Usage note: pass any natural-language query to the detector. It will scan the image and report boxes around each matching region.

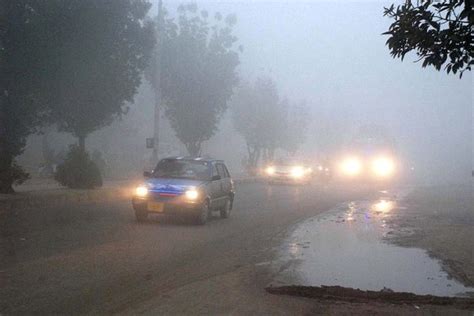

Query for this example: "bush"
[0,161,30,193]
[55,145,103,189]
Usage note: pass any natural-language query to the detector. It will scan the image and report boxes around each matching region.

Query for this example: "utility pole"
[151,0,163,166]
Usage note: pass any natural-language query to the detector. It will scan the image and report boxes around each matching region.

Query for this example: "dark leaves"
[383,0,472,77]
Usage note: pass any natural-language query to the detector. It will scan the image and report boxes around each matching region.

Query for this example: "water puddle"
[274,195,474,297]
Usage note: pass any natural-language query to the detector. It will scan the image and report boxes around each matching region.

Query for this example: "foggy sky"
[151,0,472,184]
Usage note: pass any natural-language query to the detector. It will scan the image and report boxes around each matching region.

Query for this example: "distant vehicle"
[336,125,398,181]
[314,161,332,182]
[263,159,313,184]
[132,157,235,225]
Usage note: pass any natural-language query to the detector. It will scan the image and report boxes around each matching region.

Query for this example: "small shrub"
[0,161,30,193]
[55,145,103,189]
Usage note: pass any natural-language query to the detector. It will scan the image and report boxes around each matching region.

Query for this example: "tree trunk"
[78,135,86,153]
[0,0,13,194]
[186,142,201,157]
[268,148,275,161]
[0,96,10,193]
[262,148,268,164]
[254,148,261,168]
[0,154,14,194]
[150,0,163,166]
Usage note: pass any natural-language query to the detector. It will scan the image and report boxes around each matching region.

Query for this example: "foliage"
[0,0,50,193]
[55,145,102,189]
[0,161,30,193]
[232,77,292,172]
[280,100,310,155]
[47,0,155,146]
[158,3,240,156]
[0,0,154,193]
[232,77,311,172]
[383,0,473,77]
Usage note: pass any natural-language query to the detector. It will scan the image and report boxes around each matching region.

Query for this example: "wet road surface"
[3,182,473,314]
[1,182,378,314]
[272,192,473,297]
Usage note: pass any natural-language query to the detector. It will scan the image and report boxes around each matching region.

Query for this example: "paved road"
[1,182,381,314]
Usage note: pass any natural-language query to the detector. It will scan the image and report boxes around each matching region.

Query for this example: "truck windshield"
[153,159,210,180]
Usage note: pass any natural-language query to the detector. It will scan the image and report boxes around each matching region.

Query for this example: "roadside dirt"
[124,263,473,315]
[384,185,474,287]
[266,285,474,310]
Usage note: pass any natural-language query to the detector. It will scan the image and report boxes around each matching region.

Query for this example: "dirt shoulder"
[124,263,472,315]
[385,184,474,287]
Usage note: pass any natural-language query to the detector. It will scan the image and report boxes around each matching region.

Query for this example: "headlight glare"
[341,157,362,176]
[185,189,199,200]
[372,157,395,177]
[265,166,275,175]
[291,166,305,178]
[135,186,148,197]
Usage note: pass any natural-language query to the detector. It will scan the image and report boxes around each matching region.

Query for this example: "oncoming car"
[263,160,313,184]
[132,157,235,225]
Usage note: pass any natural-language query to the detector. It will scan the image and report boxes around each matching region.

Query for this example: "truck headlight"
[291,166,305,178]
[341,157,362,176]
[185,189,199,200]
[135,186,149,197]
[372,157,395,177]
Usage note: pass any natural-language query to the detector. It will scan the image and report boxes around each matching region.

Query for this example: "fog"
[19,0,472,185]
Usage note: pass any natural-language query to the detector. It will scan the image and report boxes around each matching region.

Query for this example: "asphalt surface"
[1,182,382,314]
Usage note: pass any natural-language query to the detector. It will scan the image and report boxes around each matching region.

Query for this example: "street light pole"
[151,0,163,166]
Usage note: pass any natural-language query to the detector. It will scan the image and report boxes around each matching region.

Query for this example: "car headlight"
[135,185,149,197]
[341,157,362,176]
[291,166,305,178]
[372,157,395,177]
[185,188,199,200]
[265,166,275,175]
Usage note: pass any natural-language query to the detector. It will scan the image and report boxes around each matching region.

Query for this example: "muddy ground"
[385,184,474,288]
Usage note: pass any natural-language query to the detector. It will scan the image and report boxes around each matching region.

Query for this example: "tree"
[0,0,154,192]
[231,77,285,173]
[158,3,240,156]
[280,100,311,156]
[383,0,473,77]
[0,1,53,193]
[45,0,155,153]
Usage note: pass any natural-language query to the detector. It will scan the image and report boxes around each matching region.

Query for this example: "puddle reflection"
[288,242,300,256]
[372,200,395,214]
[275,198,474,297]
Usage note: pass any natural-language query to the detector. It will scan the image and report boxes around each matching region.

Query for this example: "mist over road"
[1,182,377,314]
